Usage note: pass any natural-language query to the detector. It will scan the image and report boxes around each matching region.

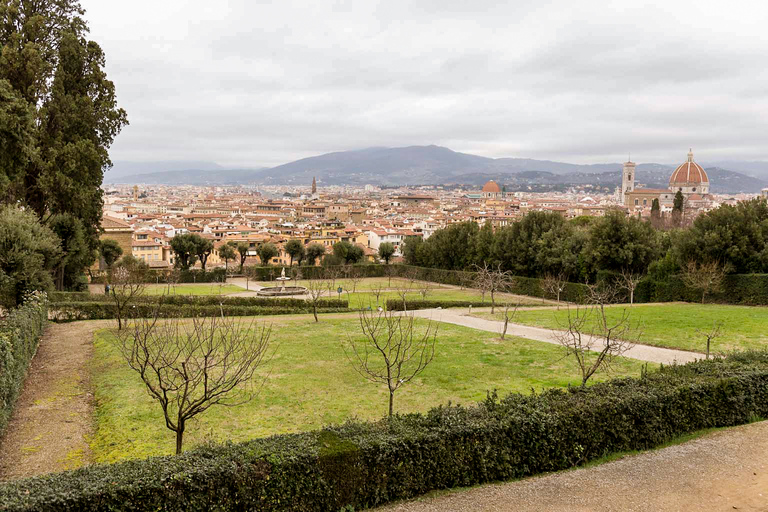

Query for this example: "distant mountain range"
[105,145,768,194]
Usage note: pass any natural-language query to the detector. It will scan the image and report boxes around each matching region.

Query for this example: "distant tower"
[621,158,636,205]
[133,185,139,201]
[311,176,317,195]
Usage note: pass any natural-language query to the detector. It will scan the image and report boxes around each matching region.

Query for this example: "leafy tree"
[672,191,685,226]
[49,213,93,290]
[193,236,213,271]
[650,198,661,220]
[227,241,249,272]
[169,234,199,271]
[378,242,395,264]
[98,238,123,269]
[218,243,236,271]
[473,222,495,266]
[306,243,326,266]
[284,239,305,266]
[0,80,35,203]
[332,241,364,264]
[0,204,61,308]
[582,210,661,276]
[491,212,567,277]
[257,242,278,266]
[671,199,768,274]
[0,3,127,250]
[402,236,426,266]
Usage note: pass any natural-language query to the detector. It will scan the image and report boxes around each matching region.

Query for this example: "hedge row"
[386,299,544,311]
[634,274,768,305]
[2,352,768,511]
[91,268,228,284]
[49,302,349,322]
[49,292,346,309]
[0,292,48,435]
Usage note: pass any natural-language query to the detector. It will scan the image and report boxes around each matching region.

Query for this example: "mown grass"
[476,303,768,353]
[90,316,650,463]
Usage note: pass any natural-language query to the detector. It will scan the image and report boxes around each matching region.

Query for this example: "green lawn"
[90,316,650,463]
[476,303,768,353]
[344,289,547,310]
[252,277,441,291]
[142,283,246,296]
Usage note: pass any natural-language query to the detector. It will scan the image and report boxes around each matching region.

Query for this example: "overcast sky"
[82,0,768,168]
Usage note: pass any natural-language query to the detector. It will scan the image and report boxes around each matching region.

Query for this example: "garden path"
[0,320,110,481]
[376,419,768,512]
[407,308,702,365]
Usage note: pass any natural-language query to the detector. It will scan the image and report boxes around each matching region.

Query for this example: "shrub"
[0,292,48,435]
[48,302,349,322]
[1,353,768,511]
[386,299,531,311]
[49,292,346,309]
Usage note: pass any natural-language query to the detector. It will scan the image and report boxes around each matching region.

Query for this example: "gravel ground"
[0,320,111,481]
[408,309,702,365]
[376,420,768,512]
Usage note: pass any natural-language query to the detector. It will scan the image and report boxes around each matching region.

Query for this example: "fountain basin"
[256,286,308,296]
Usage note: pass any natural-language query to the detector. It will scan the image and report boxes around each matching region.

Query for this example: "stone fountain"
[256,267,308,296]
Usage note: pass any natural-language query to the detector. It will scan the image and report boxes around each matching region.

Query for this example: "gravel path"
[375,420,768,512]
[408,308,702,364]
[0,320,110,481]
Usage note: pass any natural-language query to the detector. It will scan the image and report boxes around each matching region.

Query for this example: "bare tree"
[394,277,414,312]
[619,269,643,306]
[541,273,567,307]
[500,302,520,340]
[347,267,363,293]
[680,261,726,303]
[370,283,386,307]
[116,313,273,454]
[343,310,437,416]
[109,261,148,330]
[164,268,181,295]
[415,279,432,300]
[473,263,514,314]
[306,278,328,322]
[554,285,637,387]
[696,321,723,360]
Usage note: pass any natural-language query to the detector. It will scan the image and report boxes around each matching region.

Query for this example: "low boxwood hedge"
[0,292,48,435]
[50,292,346,309]
[49,302,350,322]
[2,352,768,511]
[386,299,531,311]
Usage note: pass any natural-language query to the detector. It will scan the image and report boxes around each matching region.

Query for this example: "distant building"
[623,149,711,210]
[481,180,503,199]
[762,188,768,200]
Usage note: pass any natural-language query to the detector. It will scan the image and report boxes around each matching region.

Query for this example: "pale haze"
[82,0,768,167]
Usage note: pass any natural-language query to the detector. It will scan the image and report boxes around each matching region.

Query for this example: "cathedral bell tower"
[621,159,636,205]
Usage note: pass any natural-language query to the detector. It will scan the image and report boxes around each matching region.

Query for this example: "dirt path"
[376,420,768,512]
[407,308,702,365]
[0,320,109,481]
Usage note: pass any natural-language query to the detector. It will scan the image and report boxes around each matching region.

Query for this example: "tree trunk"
[388,391,394,417]
[313,304,318,322]
[491,289,495,314]
[175,428,184,455]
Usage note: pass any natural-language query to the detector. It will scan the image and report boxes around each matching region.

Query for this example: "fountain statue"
[256,267,308,296]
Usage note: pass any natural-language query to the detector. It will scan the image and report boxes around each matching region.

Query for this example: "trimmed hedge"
[635,274,768,305]
[2,352,768,511]
[49,292,346,309]
[0,292,48,435]
[49,302,349,322]
[91,268,228,284]
[386,299,545,311]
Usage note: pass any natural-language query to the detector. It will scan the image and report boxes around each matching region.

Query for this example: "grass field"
[475,303,768,353]
[90,316,650,462]
[141,283,246,296]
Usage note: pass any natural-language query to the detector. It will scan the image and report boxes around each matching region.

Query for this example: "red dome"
[669,150,709,186]
[482,180,501,193]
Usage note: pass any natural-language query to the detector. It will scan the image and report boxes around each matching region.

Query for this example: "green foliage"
[285,239,306,266]
[49,291,346,309]
[377,242,395,264]
[257,242,278,266]
[332,241,364,264]
[0,291,48,436]
[3,353,768,511]
[0,79,35,203]
[49,302,349,322]
[0,205,61,308]
[49,213,93,291]
[98,238,123,269]
[217,244,236,270]
[671,198,768,274]
[581,210,661,276]
[306,243,326,266]
[387,299,518,311]
[169,234,206,270]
